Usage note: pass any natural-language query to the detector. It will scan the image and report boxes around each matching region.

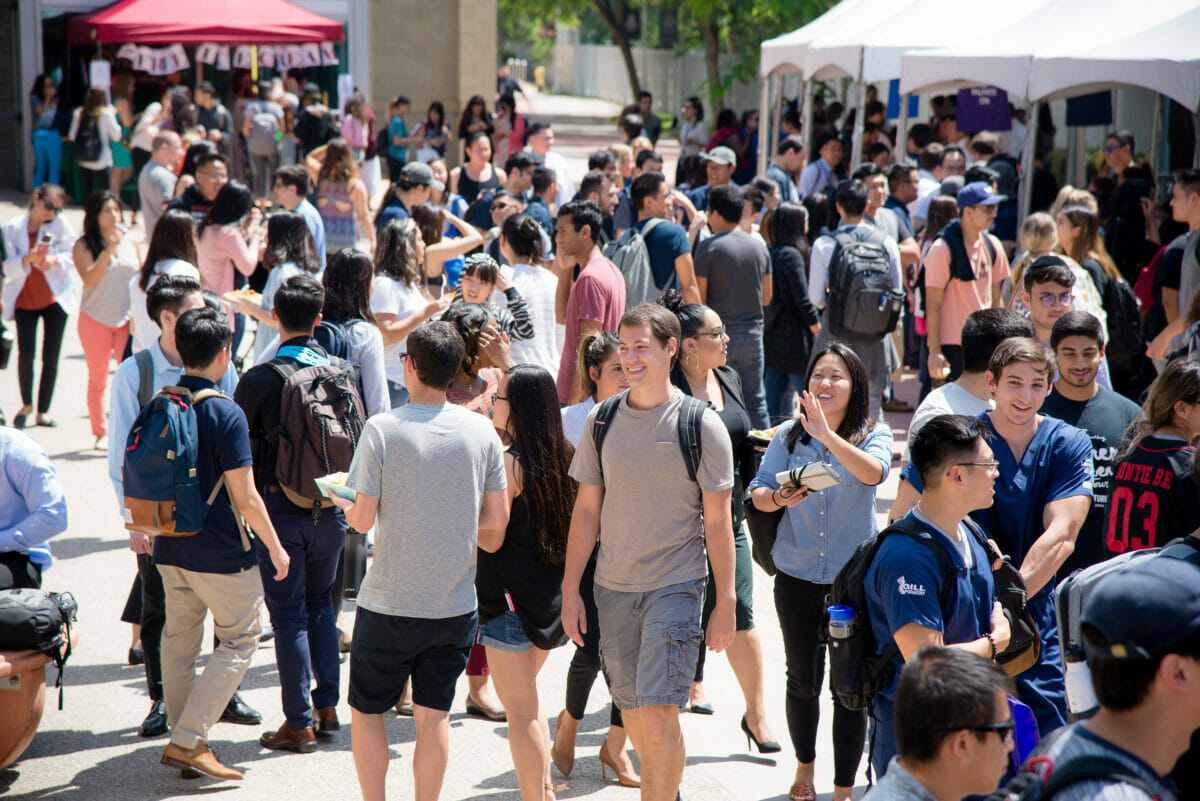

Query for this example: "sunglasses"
[42,200,62,214]
[938,719,1015,746]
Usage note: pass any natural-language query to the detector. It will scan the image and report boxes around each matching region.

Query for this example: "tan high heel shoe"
[550,710,574,777]
[598,740,641,788]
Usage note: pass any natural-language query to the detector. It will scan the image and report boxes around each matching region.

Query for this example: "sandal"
[788,783,816,801]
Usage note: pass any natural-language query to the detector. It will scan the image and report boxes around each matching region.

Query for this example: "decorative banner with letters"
[193,42,339,70]
[115,43,190,76]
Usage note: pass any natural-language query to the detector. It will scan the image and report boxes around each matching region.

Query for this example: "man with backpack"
[863,414,1012,777]
[155,307,290,781]
[622,170,700,304]
[924,182,1011,386]
[107,275,253,739]
[243,81,285,200]
[233,276,361,754]
[693,184,773,427]
[863,647,1016,801]
[808,179,903,420]
[999,556,1199,801]
[564,302,736,801]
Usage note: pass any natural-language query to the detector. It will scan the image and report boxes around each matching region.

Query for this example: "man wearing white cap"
[688,145,738,212]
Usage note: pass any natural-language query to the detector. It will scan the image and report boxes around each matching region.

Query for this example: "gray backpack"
[247,104,281,157]
[603,218,668,309]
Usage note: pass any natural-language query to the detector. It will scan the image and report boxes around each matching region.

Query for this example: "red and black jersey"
[1105,435,1200,557]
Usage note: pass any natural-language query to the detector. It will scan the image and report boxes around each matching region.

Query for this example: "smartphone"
[34,231,52,258]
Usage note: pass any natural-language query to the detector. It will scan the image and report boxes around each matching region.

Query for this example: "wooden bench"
[0,629,79,771]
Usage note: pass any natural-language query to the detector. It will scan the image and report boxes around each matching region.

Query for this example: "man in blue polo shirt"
[865,414,1011,777]
[156,308,290,781]
[900,337,1093,738]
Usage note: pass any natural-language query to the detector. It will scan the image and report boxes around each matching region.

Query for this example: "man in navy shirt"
[688,146,737,212]
[865,414,1011,776]
[629,170,701,303]
[157,308,290,782]
[901,338,1093,737]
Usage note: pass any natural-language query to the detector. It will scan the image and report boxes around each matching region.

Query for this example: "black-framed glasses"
[698,325,727,340]
[1038,292,1074,307]
[491,392,508,404]
[936,719,1015,746]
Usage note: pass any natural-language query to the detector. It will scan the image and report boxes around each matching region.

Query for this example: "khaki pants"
[159,564,263,749]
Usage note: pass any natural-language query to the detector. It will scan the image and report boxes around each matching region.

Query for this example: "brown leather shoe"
[161,741,243,780]
[260,722,318,753]
[314,707,339,737]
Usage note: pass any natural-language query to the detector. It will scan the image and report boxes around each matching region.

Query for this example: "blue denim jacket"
[748,419,892,583]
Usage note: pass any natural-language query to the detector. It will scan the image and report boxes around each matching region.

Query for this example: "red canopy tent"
[67,0,345,44]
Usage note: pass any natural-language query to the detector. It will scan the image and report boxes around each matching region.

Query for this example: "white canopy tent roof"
[1026,4,1200,109]
[757,0,878,78]
[898,0,1197,100]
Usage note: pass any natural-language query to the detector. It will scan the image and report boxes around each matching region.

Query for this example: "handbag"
[0,324,12,370]
[984,541,1041,677]
[744,497,782,576]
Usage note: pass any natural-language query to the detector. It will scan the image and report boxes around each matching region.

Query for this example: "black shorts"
[348,608,476,714]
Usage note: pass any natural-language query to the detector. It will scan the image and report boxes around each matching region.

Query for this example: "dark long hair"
[412,202,445,246]
[141,209,197,290]
[500,213,544,262]
[457,95,490,140]
[197,180,253,237]
[442,302,493,377]
[425,101,445,130]
[501,365,577,564]
[786,343,873,450]
[179,140,217,179]
[322,248,376,325]
[263,211,319,273]
[82,191,121,259]
[374,217,423,287]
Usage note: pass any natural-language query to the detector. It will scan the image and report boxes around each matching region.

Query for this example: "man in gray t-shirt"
[563,303,736,801]
[331,322,508,801]
[693,185,772,427]
[137,131,182,239]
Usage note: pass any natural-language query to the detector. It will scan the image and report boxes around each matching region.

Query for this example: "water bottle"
[827,604,855,639]
[1063,655,1099,719]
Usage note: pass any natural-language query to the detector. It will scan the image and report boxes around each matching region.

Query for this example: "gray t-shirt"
[1036,723,1176,801]
[693,229,772,335]
[569,390,734,593]
[862,758,937,801]
[346,402,506,619]
[138,161,177,236]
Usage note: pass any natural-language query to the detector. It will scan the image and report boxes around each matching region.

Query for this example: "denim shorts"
[595,578,705,710]
[477,609,534,653]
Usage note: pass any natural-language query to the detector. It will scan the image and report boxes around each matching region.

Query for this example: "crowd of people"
[2,70,1199,801]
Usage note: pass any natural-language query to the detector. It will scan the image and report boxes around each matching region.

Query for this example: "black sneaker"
[139,699,168,737]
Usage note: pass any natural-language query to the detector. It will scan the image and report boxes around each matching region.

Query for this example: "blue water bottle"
[827,604,855,639]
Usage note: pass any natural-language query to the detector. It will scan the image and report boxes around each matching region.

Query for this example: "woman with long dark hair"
[749,343,893,801]
[499,213,560,377]
[232,211,320,361]
[2,184,77,430]
[450,131,506,206]
[69,87,123,201]
[764,203,821,423]
[129,209,199,353]
[73,191,141,447]
[551,332,638,786]
[457,94,494,152]
[30,74,62,186]
[371,218,449,407]
[309,137,375,257]
[659,290,779,751]
[413,101,452,158]
[196,180,262,305]
[493,93,526,168]
[412,201,483,294]
[479,364,576,801]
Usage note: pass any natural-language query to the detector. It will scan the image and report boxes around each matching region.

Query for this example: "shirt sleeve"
[748,422,796,491]
[573,272,612,323]
[989,234,1011,284]
[797,163,818,199]
[483,430,507,492]
[568,411,605,486]
[222,226,260,277]
[346,420,385,499]
[216,403,254,473]
[665,223,691,259]
[1046,426,1095,503]
[692,239,712,279]
[356,324,391,416]
[0,437,68,554]
[698,407,735,494]
[808,238,832,309]
[923,239,952,289]
[861,423,895,483]
[901,460,924,493]
[870,538,948,635]
[107,361,141,509]
[501,288,535,340]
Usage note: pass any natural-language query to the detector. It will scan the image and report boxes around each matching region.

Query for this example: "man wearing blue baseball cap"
[1025,556,1200,801]
[922,181,1010,398]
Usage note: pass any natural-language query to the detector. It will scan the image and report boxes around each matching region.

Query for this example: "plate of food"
[223,288,263,305]
[314,472,356,502]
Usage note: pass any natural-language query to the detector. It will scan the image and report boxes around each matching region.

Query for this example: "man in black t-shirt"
[1041,312,1140,574]
[166,153,228,226]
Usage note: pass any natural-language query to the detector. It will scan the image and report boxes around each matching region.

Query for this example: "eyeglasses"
[957,460,1001,475]
[936,719,1015,747]
[698,325,727,340]
[491,392,508,404]
[1104,144,1125,153]
[1038,292,1074,307]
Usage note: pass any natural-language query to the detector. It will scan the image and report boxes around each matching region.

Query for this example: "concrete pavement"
[0,162,912,799]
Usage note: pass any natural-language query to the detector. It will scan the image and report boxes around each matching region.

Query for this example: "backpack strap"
[883,516,967,608]
[590,393,624,482]
[188,389,250,551]
[676,395,706,484]
[1035,754,1158,800]
[134,349,155,408]
[1160,536,1200,564]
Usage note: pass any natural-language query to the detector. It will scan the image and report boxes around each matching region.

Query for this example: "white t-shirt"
[561,396,597,447]
[370,275,426,387]
[128,259,201,354]
[901,381,994,461]
[502,262,563,380]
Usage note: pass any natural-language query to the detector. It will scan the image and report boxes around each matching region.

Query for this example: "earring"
[686,353,700,372]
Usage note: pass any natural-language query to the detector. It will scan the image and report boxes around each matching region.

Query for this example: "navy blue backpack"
[122,385,234,538]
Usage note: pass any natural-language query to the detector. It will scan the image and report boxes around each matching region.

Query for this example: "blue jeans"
[257,493,345,730]
[32,130,62,187]
[764,367,805,426]
[726,332,769,429]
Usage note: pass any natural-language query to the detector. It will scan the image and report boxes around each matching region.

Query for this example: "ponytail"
[501,212,544,263]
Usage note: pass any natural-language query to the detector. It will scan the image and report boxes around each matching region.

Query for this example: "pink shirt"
[341,115,368,149]
[923,232,1010,346]
[197,224,261,322]
[557,256,627,403]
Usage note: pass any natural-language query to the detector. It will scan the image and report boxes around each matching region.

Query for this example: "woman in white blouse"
[68,87,122,203]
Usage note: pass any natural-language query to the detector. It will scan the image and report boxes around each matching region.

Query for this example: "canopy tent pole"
[1018,100,1039,228]
[758,75,771,176]
[801,80,815,152]
[849,76,866,172]
[897,92,910,164]
[1194,109,1200,168]
[1148,92,1162,183]
[771,75,784,156]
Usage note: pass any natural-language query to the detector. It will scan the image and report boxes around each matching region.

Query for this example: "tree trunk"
[701,20,722,112]
[591,0,642,99]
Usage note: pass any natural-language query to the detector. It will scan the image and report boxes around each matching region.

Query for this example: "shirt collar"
[177,374,217,391]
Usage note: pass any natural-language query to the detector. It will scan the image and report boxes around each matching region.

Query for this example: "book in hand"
[775,462,841,491]
[314,472,356,502]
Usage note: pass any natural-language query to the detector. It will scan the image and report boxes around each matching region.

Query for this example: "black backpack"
[821,516,989,711]
[74,115,103,163]
[985,731,1157,801]
[1097,273,1144,381]
[0,589,78,709]
[825,228,905,339]
[591,391,706,483]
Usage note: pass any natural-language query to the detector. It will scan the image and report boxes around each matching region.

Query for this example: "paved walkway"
[0,183,916,799]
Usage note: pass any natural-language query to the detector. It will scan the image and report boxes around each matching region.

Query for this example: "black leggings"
[15,303,68,413]
[774,572,866,788]
[564,553,623,728]
[80,166,111,203]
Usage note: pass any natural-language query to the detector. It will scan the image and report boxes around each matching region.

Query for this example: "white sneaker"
[95,436,108,451]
